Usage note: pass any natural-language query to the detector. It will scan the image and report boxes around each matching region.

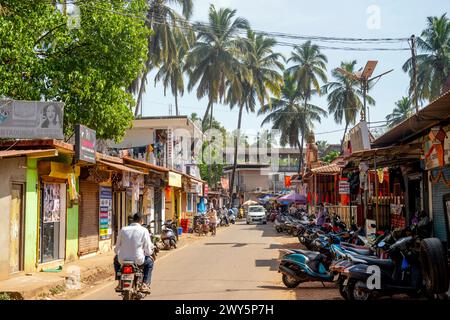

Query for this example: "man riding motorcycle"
[113,213,155,293]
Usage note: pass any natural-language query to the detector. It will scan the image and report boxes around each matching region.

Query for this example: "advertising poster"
[43,183,61,223]
[0,100,64,139]
[99,186,112,240]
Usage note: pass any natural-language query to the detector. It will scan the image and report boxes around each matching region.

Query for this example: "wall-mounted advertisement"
[99,186,112,240]
[0,100,64,139]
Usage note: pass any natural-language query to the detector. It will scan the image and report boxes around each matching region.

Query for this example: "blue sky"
[141,0,449,144]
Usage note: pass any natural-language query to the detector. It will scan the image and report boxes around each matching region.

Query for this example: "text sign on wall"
[0,100,64,139]
[99,186,112,240]
[168,171,182,188]
[75,124,96,164]
[338,180,350,195]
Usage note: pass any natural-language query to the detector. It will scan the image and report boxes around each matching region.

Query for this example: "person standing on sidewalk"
[113,213,155,293]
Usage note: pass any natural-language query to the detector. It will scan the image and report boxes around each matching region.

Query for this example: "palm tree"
[403,14,450,103]
[130,0,194,117]
[259,73,327,173]
[226,30,284,205]
[386,97,413,127]
[316,140,329,158]
[154,34,190,115]
[323,60,375,149]
[287,41,328,173]
[185,5,249,129]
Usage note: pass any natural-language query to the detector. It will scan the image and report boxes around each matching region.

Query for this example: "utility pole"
[168,103,173,116]
[410,35,419,114]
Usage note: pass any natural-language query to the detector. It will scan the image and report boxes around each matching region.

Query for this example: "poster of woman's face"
[40,104,62,129]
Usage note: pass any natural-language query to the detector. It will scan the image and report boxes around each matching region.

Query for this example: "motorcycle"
[340,235,449,300]
[116,260,149,300]
[160,220,177,250]
[195,215,210,235]
[219,211,229,227]
[142,222,160,256]
[228,209,237,224]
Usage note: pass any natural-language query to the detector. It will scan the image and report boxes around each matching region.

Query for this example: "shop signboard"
[168,171,182,187]
[339,180,350,195]
[99,186,112,240]
[0,100,64,139]
[349,121,371,153]
[75,124,96,164]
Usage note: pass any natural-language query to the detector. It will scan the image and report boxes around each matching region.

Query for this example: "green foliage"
[403,14,450,102]
[386,97,413,127]
[0,0,149,141]
[0,293,11,300]
[322,150,340,164]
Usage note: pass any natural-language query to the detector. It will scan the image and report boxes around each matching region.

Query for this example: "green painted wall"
[24,158,38,273]
[65,179,79,262]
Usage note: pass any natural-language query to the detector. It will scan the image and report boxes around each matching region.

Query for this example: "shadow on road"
[203,242,267,247]
[255,258,280,271]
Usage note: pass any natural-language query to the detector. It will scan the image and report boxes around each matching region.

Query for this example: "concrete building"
[223,147,305,203]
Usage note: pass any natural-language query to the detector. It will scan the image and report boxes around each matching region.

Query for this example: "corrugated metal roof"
[372,89,450,147]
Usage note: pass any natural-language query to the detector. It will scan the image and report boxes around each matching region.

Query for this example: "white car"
[246,205,267,224]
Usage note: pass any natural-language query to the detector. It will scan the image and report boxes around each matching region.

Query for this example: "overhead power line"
[65,1,411,52]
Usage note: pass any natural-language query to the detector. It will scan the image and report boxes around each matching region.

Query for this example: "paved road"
[75,221,341,300]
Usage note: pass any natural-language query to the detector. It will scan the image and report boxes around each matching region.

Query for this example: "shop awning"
[97,159,147,175]
[344,144,422,168]
[310,163,341,175]
[372,90,450,148]
[0,149,58,159]
[123,157,169,173]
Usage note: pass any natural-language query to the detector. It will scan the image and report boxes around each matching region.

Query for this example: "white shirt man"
[114,222,155,265]
[113,213,155,293]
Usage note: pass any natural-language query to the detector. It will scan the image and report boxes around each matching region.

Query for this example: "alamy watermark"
[366,5,381,30]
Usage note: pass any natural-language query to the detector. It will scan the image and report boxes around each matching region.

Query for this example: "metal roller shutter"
[78,180,99,255]
[431,166,450,242]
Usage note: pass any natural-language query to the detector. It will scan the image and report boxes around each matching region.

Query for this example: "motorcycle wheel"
[338,282,348,300]
[171,239,177,249]
[348,280,371,301]
[123,291,132,300]
[282,274,302,288]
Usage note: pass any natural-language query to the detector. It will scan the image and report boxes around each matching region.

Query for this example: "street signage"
[75,124,96,164]
[349,121,371,153]
[0,100,64,139]
[99,186,112,240]
[338,180,350,195]
[168,171,182,187]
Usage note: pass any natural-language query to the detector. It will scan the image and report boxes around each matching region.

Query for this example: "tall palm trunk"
[174,91,179,116]
[340,121,349,152]
[229,104,244,207]
[134,72,147,117]
[202,100,212,128]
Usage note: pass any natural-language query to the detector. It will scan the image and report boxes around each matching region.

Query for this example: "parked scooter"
[195,215,210,235]
[142,222,160,256]
[340,235,449,300]
[160,220,177,250]
[228,209,236,224]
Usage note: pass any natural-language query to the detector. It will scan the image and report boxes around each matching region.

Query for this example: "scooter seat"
[353,255,395,269]
[292,249,323,262]
[343,246,372,256]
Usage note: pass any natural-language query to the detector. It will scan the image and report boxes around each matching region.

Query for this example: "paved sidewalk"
[0,230,210,300]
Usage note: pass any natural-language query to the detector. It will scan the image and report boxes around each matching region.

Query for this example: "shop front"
[37,160,80,269]
[424,124,450,244]
[166,171,182,223]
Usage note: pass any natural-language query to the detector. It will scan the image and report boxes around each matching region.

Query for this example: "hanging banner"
[221,178,229,190]
[99,186,112,240]
[0,100,64,139]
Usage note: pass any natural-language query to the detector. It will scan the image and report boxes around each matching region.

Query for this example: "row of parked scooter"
[272,209,449,300]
